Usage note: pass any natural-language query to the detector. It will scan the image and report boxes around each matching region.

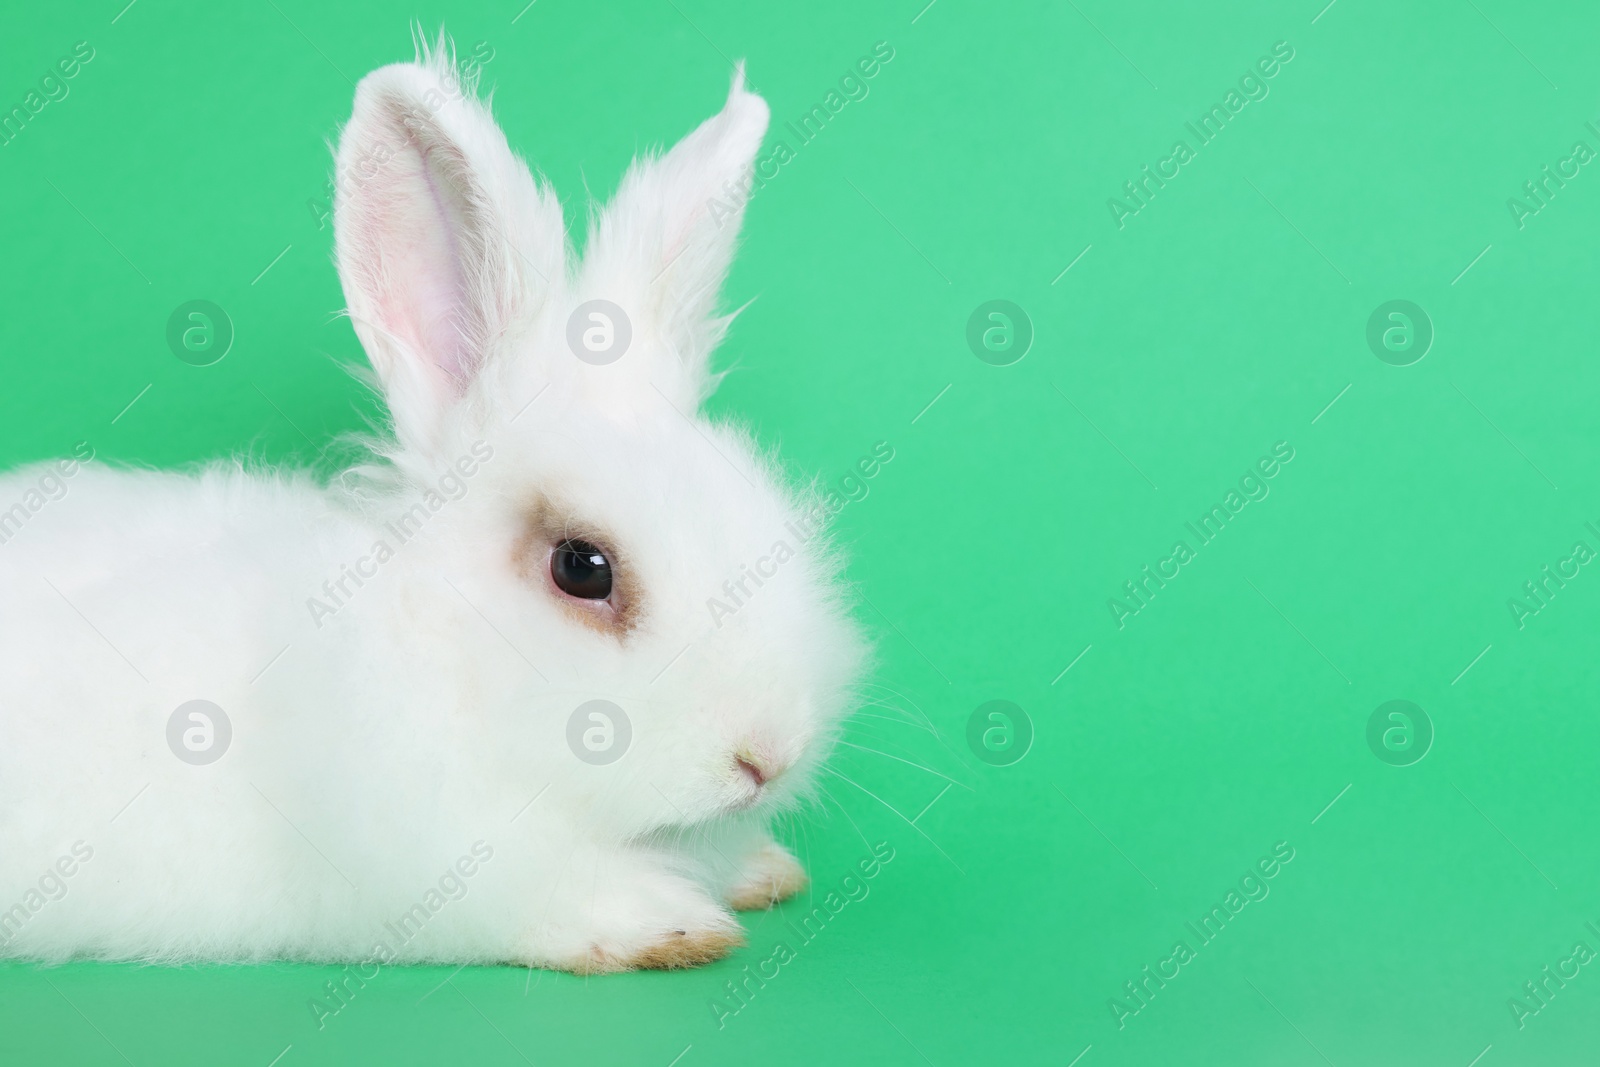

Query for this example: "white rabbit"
[0,40,864,973]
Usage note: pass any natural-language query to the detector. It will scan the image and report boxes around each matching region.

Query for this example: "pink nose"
[736,755,768,787]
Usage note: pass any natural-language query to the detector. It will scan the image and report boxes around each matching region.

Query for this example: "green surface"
[2,1,1599,1064]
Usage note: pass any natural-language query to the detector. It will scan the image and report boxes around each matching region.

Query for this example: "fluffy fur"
[0,42,864,972]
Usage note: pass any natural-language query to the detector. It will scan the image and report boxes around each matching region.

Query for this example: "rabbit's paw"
[541,873,745,974]
[726,841,808,911]
[617,924,745,971]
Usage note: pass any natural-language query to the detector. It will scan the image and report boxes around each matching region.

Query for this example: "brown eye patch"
[513,497,640,637]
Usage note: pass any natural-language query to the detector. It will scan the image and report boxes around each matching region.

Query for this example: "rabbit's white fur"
[0,42,864,972]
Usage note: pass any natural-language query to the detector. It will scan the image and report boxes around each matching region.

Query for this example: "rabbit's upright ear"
[578,66,769,409]
[334,54,565,452]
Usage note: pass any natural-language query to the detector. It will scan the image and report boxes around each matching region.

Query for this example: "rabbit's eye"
[551,539,612,600]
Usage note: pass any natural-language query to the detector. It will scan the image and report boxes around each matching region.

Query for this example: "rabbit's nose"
[736,756,766,787]
[734,749,784,788]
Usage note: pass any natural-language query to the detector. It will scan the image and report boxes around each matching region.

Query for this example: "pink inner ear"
[361,115,480,396]
[413,144,475,383]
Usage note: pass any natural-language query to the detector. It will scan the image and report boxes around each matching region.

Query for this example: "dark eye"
[551,539,613,600]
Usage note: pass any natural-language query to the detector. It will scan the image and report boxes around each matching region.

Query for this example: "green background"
[2,0,1598,1064]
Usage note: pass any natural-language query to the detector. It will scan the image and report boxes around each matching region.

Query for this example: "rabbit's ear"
[578,66,769,409]
[334,52,565,451]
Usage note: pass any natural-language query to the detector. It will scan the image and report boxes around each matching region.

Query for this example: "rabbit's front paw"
[616,924,744,972]
[541,872,745,974]
[726,841,808,910]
